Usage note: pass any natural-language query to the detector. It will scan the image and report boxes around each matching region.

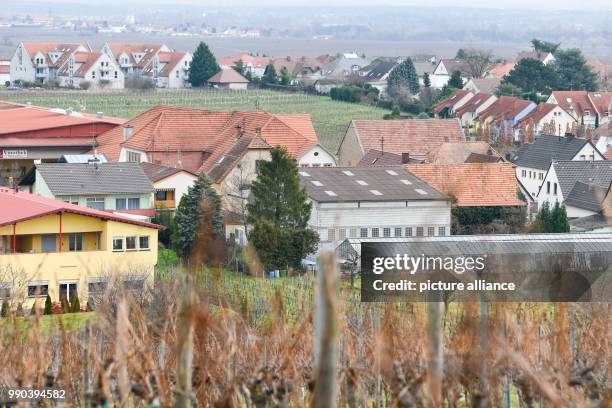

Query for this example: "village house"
[485,61,516,79]
[0,101,125,186]
[405,162,528,231]
[0,187,161,308]
[0,60,10,86]
[430,59,470,89]
[517,50,556,65]
[271,56,329,85]
[434,89,474,118]
[298,166,451,253]
[452,92,498,128]
[56,51,124,89]
[322,53,368,78]
[413,58,437,87]
[514,103,576,137]
[463,78,501,95]
[475,96,536,142]
[337,119,464,166]
[207,69,249,90]
[219,53,270,78]
[512,134,604,199]
[101,43,192,88]
[18,162,156,222]
[537,160,612,218]
[547,91,612,129]
[139,162,197,214]
[357,58,399,95]
[10,42,91,84]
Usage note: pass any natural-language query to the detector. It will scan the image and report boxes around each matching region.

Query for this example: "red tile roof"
[405,163,525,207]
[57,52,103,78]
[218,53,270,68]
[549,91,596,118]
[106,44,163,68]
[514,103,558,127]
[207,69,249,84]
[0,187,162,229]
[22,42,89,67]
[487,61,516,79]
[476,96,533,123]
[588,92,612,117]
[454,92,495,116]
[434,89,472,114]
[95,106,318,175]
[159,52,187,77]
[0,102,126,135]
[350,119,464,158]
[427,141,502,164]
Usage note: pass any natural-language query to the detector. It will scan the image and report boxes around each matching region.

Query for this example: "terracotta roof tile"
[207,69,249,84]
[487,61,516,79]
[476,96,534,123]
[514,103,558,127]
[351,119,464,157]
[550,91,596,118]
[405,163,525,207]
[427,141,502,164]
[454,92,495,116]
[434,89,472,114]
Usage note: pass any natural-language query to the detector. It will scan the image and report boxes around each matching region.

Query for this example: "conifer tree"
[173,172,224,260]
[263,63,277,85]
[447,70,464,89]
[70,293,80,313]
[44,294,52,315]
[387,57,420,94]
[188,42,220,87]
[247,147,319,270]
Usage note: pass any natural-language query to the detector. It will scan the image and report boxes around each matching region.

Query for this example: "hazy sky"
[14,0,612,9]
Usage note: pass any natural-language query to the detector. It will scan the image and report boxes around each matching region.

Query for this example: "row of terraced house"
[9,42,192,89]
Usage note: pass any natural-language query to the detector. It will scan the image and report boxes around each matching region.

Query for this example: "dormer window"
[605,111,610,117]
[584,109,590,116]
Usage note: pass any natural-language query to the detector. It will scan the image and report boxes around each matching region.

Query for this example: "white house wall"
[299,145,337,167]
[154,172,197,208]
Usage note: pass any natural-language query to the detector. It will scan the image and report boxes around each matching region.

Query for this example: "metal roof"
[299,166,447,203]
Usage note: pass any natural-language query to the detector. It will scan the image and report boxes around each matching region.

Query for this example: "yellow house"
[0,187,162,308]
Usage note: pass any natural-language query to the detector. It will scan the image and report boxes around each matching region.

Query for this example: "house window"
[63,196,79,205]
[416,227,424,237]
[394,227,402,237]
[112,237,124,252]
[114,71,118,79]
[128,198,140,210]
[547,182,551,194]
[0,283,10,300]
[123,276,145,292]
[584,110,590,116]
[438,226,446,236]
[68,233,83,251]
[383,228,391,238]
[360,228,368,238]
[126,151,141,163]
[349,228,357,238]
[86,197,105,210]
[521,170,526,177]
[27,282,49,298]
[176,70,180,78]
[405,227,413,237]
[88,279,108,295]
[116,198,127,210]
[41,234,57,252]
[126,236,137,251]
[539,173,544,180]
[156,191,168,201]
[339,229,347,240]
[327,229,335,241]
[92,71,96,79]
[371,228,379,238]
[553,183,558,195]
[139,236,150,250]
[428,227,435,236]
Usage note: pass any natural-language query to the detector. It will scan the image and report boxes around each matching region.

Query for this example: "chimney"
[122,124,134,141]
[401,152,411,164]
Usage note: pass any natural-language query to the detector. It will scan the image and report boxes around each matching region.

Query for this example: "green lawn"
[0,312,96,335]
[0,88,390,153]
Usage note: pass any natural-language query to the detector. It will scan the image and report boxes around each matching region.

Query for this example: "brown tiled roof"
[106,44,163,68]
[159,52,186,77]
[357,149,424,167]
[550,91,596,118]
[438,59,470,76]
[514,103,558,127]
[465,152,503,163]
[218,53,270,68]
[22,42,88,67]
[487,61,515,79]
[434,89,472,114]
[95,106,317,177]
[72,52,102,77]
[454,92,495,116]
[351,119,464,157]
[517,51,553,63]
[588,92,612,117]
[594,121,612,140]
[476,96,533,123]
[405,163,525,207]
[207,69,249,84]
[427,141,501,164]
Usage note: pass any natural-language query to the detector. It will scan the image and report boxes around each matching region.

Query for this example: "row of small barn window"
[326,226,447,241]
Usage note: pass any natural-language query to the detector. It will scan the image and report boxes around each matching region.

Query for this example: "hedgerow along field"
[0,89,391,153]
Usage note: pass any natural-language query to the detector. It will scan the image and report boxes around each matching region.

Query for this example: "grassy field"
[0,88,391,153]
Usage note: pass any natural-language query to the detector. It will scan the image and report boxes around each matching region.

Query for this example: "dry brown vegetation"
[0,263,610,407]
